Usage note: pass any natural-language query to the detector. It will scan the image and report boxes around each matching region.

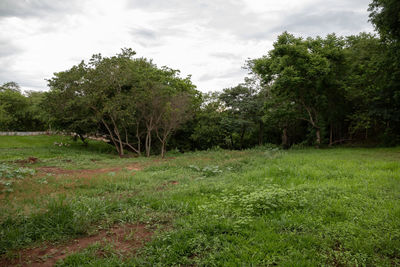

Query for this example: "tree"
[251,32,347,147]
[0,81,20,92]
[25,91,47,131]
[368,0,400,145]
[191,93,228,150]
[156,93,192,158]
[0,82,29,131]
[46,49,198,157]
[219,84,264,149]
[344,33,382,141]
[45,62,97,143]
[263,92,298,149]
[369,0,400,42]
[83,49,140,156]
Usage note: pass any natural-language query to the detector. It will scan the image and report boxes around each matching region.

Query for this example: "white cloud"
[0,0,373,92]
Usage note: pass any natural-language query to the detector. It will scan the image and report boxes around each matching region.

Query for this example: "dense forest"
[1,0,399,156]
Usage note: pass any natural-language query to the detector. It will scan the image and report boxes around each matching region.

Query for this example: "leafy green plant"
[189,165,223,177]
[200,185,307,218]
[0,163,35,192]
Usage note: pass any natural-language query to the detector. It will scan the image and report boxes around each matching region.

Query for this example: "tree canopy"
[2,0,399,153]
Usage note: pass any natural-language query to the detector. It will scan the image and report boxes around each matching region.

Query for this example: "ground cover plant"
[0,135,399,266]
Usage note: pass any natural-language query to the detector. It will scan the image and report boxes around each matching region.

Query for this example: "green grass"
[0,136,399,266]
[0,135,69,148]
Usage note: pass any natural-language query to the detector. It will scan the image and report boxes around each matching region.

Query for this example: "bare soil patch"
[157,180,179,191]
[37,163,142,178]
[1,223,153,267]
[14,157,39,164]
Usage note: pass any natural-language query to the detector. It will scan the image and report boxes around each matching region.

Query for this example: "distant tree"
[344,33,382,141]
[219,84,264,149]
[46,49,198,157]
[25,91,47,131]
[191,93,228,150]
[369,0,400,42]
[156,93,193,158]
[83,49,140,156]
[0,81,21,92]
[251,32,347,147]
[134,65,197,157]
[0,82,30,131]
[44,62,97,143]
[368,0,400,145]
[263,92,298,149]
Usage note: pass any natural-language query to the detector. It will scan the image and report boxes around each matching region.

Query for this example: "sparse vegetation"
[0,135,399,266]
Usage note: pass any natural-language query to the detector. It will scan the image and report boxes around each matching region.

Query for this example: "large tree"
[44,62,97,143]
[368,0,400,144]
[369,0,400,42]
[251,32,348,147]
[46,49,198,157]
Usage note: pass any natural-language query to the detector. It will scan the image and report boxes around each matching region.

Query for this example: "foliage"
[369,0,400,42]
[0,82,47,131]
[45,49,198,157]
[251,33,349,147]
[0,163,35,193]
[188,164,224,177]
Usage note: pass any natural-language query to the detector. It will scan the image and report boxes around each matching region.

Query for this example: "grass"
[0,135,399,266]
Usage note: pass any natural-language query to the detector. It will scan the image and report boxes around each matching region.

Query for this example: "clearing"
[0,135,399,266]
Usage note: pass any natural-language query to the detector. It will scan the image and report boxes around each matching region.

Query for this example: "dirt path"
[1,224,153,267]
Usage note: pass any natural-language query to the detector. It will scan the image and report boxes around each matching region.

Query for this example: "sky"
[0,0,374,93]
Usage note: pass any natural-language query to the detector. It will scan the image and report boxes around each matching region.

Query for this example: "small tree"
[156,93,192,158]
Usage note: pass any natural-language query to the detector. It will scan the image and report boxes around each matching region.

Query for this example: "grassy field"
[0,135,399,266]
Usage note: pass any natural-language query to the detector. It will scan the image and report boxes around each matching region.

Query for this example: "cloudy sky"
[0,0,373,92]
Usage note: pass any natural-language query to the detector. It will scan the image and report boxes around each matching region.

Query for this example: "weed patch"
[0,163,35,193]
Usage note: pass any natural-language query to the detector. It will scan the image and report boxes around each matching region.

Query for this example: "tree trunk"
[240,126,246,150]
[123,127,140,156]
[302,104,321,149]
[145,130,151,157]
[160,140,166,158]
[110,116,124,157]
[101,118,120,156]
[136,125,141,156]
[78,134,88,146]
[282,127,288,149]
[315,128,321,148]
[329,123,333,147]
[258,121,264,146]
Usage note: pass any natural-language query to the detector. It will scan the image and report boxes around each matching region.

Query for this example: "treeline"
[249,32,399,147]
[0,82,47,131]
[1,0,398,154]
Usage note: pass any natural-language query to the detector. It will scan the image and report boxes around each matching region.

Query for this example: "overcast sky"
[0,0,374,92]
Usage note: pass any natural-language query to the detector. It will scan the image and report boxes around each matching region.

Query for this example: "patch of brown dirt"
[157,180,179,191]
[37,166,74,175]
[37,163,142,178]
[15,157,39,164]
[0,224,153,267]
